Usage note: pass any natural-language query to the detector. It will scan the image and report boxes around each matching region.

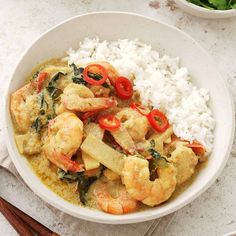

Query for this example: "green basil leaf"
[49,72,66,86]
[72,76,87,85]
[57,168,97,205]
[209,0,228,9]
[31,117,42,133]
[70,63,84,76]
[77,175,97,205]
[46,86,63,100]
[57,169,81,182]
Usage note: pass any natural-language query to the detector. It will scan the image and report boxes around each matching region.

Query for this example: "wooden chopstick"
[0,198,34,236]
[0,197,60,236]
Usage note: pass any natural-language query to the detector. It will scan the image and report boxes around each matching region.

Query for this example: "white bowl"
[3,12,235,224]
[175,0,236,18]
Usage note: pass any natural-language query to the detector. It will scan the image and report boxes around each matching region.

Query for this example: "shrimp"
[43,112,84,172]
[122,155,177,206]
[88,85,111,98]
[10,83,38,133]
[116,108,150,142]
[168,143,198,185]
[93,180,138,214]
[103,168,121,181]
[61,83,117,112]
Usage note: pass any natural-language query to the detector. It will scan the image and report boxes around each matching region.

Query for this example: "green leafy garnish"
[77,175,97,205]
[46,86,63,100]
[57,169,81,182]
[40,92,45,109]
[46,72,64,100]
[32,71,39,80]
[187,0,236,9]
[148,145,168,180]
[149,148,162,160]
[70,63,87,85]
[70,63,84,76]
[87,71,103,81]
[49,72,66,85]
[57,169,97,205]
[102,82,110,88]
[72,76,87,85]
[46,114,53,121]
[31,117,42,133]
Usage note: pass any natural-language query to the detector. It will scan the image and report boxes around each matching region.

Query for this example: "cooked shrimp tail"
[93,180,138,214]
[50,152,84,172]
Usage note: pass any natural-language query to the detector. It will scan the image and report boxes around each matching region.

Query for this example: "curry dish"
[10,59,207,214]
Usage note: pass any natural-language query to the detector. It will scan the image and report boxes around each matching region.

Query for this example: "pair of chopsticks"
[0,197,59,236]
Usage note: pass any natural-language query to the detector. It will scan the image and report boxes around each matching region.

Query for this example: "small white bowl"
[175,0,236,18]
[3,12,235,224]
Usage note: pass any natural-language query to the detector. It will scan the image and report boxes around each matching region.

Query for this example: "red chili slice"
[83,64,108,85]
[187,142,205,155]
[130,102,149,116]
[36,72,48,93]
[98,115,120,131]
[114,76,133,100]
[147,109,169,133]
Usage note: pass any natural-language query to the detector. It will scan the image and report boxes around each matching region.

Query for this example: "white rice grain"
[65,37,215,153]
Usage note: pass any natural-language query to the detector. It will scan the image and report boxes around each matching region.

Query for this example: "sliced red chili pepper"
[187,142,205,155]
[98,114,120,131]
[36,72,48,93]
[147,109,169,133]
[130,102,149,116]
[83,64,108,86]
[114,76,133,100]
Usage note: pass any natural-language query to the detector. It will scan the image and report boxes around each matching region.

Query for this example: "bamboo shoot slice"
[81,134,124,175]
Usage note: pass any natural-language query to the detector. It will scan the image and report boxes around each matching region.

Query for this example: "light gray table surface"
[0,1,236,235]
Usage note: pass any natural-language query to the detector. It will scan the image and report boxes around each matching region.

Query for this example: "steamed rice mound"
[65,37,215,153]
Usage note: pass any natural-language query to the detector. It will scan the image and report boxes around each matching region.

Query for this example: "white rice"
[65,37,215,153]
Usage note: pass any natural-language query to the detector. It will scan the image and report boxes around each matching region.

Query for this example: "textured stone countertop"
[0,1,236,235]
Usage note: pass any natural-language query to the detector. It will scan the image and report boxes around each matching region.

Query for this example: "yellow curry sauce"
[10,58,207,214]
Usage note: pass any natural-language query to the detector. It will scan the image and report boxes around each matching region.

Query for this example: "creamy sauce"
[169,161,207,201]
[11,58,208,213]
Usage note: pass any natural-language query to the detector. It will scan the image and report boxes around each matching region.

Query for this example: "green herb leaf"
[209,0,228,9]
[49,72,66,86]
[77,175,97,205]
[148,148,162,160]
[231,2,236,8]
[57,169,97,205]
[70,63,84,76]
[57,169,81,182]
[87,72,103,81]
[148,148,169,180]
[70,64,87,85]
[32,71,39,80]
[39,110,45,115]
[46,115,53,121]
[40,92,45,109]
[187,0,232,9]
[46,86,63,100]
[72,76,87,85]
[102,82,110,88]
[31,117,42,133]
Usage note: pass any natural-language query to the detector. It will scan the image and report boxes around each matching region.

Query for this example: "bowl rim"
[3,11,235,224]
[176,0,236,14]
